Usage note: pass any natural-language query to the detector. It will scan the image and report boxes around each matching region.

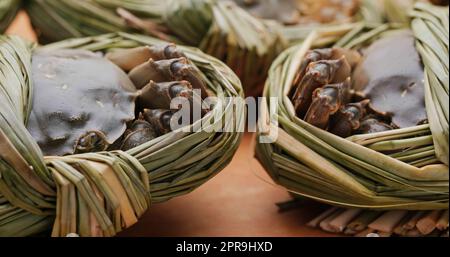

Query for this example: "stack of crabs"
[27,44,209,156]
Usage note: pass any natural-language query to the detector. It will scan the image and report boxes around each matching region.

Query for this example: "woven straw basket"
[0,32,244,236]
[256,3,449,211]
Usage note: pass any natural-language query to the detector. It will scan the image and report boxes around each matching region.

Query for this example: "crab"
[291,30,428,138]
[304,78,351,130]
[27,44,208,156]
[120,109,176,151]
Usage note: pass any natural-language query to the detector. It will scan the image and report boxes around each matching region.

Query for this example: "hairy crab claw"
[329,99,370,138]
[128,57,208,98]
[292,56,351,118]
[142,109,175,136]
[105,43,186,72]
[304,78,351,129]
[356,116,396,135]
[138,80,194,110]
[120,119,158,151]
[352,30,426,129]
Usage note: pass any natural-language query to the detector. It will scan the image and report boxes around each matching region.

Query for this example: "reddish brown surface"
[6,12,332,237]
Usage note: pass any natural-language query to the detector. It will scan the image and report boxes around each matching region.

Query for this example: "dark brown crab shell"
[27,49,137,156]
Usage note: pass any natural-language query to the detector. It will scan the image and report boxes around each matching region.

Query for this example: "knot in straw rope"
[45,151,150,237]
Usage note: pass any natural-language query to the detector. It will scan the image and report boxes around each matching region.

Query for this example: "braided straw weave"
[0,32,244,236]
[256,3,449,210]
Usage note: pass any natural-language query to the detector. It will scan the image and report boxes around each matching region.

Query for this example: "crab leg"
[128,57,184,89]
[292,57,351,118]
[139,81,193,110]
[356,116,394,134]
[293,48,333,87]
[128,57,208,98]
[329,99,370,137]
[330,47,361,69]
[292,48,360,94]
[304,78,351,129]
[106,44,185,72]
[139,80,208,117]
[75,131,109,154]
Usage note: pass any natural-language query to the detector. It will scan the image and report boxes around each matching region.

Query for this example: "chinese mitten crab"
[27,44,209,156]
[291,30,427,138]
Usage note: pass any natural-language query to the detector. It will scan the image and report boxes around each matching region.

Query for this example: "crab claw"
[294,48,334,87]
[330,48,361,69]
[331,56,352,83]
[121,119,157,151]
[293,48,360,93]
[170,59,209,99]
[128,57,184,89]
[139,80,193,110]
[304,78,351,129]
[292,57,350,118]
[106,44,185,72]
[75,131,109,153]
[356,116,394,134]
[142,109,174,136]
[329,99,370,137]
[128,57,208,98]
